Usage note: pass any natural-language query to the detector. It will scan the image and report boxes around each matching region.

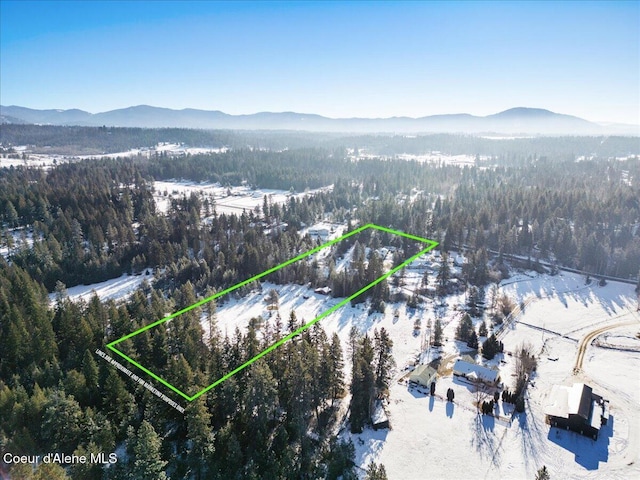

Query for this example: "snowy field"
[0,152,63,169]
[48,273,150,307]
[152,180,332,216]
[393,152,481,166]
[0,143,227,169]
[345,149,490,166]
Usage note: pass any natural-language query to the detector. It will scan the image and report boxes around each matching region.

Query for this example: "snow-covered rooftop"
[452,359,499,384]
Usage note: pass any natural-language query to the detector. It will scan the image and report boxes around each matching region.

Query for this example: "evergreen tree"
[436,253,450,294]
[365,462,389,480]
[127,421,167,480]
[374,328,394,393]
[433,318,443,346]
[325,439,356,480]
[349,335,375,433]
[467,330,479,351]
[535,465,551,480]
[185,399,214,479]
[41,390,83,455]
[478,321,488,338]
[456,313,474,343]
[482,334,501,360]
[328,333,345,405]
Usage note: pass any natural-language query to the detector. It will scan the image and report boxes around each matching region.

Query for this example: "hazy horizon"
[1,1,638,124]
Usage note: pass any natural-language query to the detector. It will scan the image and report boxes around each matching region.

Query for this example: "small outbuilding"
[409,364,438,388]
[371,400,390,430]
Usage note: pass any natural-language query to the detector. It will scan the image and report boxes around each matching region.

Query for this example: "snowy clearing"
[152,180,332,216]
[48,273,150,306]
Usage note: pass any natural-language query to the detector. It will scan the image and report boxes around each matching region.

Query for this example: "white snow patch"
[49,273,150,306]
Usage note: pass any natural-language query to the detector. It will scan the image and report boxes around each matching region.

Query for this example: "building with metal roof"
[544,383,608,439]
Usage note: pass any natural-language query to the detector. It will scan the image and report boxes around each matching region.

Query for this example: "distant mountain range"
[1,105,638,135]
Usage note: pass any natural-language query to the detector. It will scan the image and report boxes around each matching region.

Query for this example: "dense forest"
[1,129,639,478]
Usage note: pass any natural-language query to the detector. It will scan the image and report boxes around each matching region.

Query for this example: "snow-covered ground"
[342,271,640,479]
[0,143,228,169]
[48,273,150,306]
[346,150,490,166]
[0,153,64,168]
[152,180,332,216]
[393,152,482,166]
[0,227,35,259]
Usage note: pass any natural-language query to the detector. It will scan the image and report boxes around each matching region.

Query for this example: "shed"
[371,400,390,430]
[409,364,437,388]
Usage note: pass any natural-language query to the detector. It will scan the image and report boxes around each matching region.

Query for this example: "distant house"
[371,400,390,430]
[308,227,330,240]
[452,359,500,386]
[409,364,437,388]
[544,383,609,440]
[314,286,332,295]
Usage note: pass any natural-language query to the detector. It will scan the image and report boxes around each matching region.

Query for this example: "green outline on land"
[106,224,438,401]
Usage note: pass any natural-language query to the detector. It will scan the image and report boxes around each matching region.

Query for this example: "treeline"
[0,153,455,292]
[352,157,640,279]
[144,149,462,193]
[0,125,231,155]
[349,134,639,158]
[3,124,638,159]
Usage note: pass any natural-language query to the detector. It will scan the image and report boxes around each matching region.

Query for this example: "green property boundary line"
[106,224,438,401]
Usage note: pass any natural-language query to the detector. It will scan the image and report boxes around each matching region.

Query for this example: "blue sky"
[1,1,638,123]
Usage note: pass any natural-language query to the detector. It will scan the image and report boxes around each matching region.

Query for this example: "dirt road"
[573,315,639,373]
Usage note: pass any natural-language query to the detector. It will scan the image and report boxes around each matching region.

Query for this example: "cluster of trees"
[0,125,231,155]
[0,162,156,289]
[455,313,499,354]
[480,399,495,415]
[5,145,636,298]
[455,313,475,344]
[432,158,640,278]
[481,334,504,360]
[3,124,637,160]
[330,240,389,312]
[348,327,394,433]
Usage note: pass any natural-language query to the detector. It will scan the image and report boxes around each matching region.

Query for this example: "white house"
[452,359,499,386]
[409,364,438,388]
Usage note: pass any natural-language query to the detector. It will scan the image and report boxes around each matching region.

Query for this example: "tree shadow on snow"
[429,395,435,412]
[547,415,613,470]
[446,401,454,418]
[515,402,548,471]
[470,413,501,466]
[407,385,428,399]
